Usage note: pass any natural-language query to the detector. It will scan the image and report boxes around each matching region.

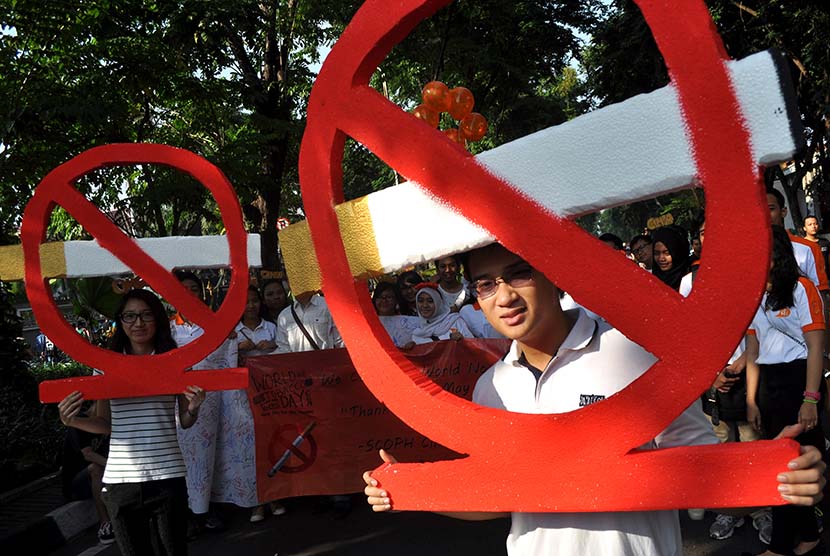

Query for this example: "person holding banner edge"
[363,243,826,556]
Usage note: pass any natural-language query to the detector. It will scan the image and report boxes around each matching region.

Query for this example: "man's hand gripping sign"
[296,0,810,512]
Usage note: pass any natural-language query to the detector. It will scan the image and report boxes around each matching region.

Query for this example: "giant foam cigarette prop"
[18,144,253,402]
[281,48,798,295]
[0,234,262,281]
[295,0,803,512]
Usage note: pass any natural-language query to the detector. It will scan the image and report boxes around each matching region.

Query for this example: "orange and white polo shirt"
[790,232,829,292]
[748,277,825,364]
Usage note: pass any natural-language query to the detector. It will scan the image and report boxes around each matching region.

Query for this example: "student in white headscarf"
[410,284,473,345]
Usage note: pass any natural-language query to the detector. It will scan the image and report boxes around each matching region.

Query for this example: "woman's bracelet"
[803,398,819,404]
[803,390,821,402]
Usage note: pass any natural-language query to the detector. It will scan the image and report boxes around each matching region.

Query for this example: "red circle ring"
[301,0,769,457]
[21,144,248,379]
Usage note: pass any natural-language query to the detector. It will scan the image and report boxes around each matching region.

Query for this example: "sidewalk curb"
[0,499,96,553]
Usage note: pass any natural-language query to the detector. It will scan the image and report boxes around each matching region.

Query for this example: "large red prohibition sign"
[23,144,249,402]
[300,0,796,511]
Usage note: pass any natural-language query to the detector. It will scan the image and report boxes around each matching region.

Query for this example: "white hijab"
[412,286,463,342]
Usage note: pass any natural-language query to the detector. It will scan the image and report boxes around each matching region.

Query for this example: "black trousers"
[101,477,188,556]
[759,360,826,553]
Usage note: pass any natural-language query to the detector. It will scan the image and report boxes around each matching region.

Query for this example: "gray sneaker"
[753,510,772,545]
[97,521,115,545]
[709,513,745,540]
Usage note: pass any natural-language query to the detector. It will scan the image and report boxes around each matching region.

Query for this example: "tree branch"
[731,1,759,18]
[223,23,263,94]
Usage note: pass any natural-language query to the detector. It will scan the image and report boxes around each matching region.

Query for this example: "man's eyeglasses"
[631,244,651,255]
[120,310,155,324]
[469,265,535,300]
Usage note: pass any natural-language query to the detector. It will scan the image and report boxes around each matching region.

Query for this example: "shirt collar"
[240,319,267,332]
[558,308,598,352]
[505,308,598,366]
[293,294,322,311]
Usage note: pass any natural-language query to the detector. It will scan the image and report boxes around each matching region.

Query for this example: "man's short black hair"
[459,246,497,281]
[598,233,624,250]
[434,254,461,268]
[767,188,786,209]
[804,214,819,224]
[629,234,652,248]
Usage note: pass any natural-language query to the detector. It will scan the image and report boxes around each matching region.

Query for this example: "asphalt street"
[51,494,795,556]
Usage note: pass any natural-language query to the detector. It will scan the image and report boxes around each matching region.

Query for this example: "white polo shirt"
[473,308,716,556]
[235,319,278,357]
[438,281,470,309]
[791,241,820,291]
[747,277,824,365]
[791,232,827,291]
[276,294,344,353]
[459,304,504,339]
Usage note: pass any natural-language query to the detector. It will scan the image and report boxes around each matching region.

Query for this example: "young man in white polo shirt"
[767,189,827,296]
[363,243,826,556]
[434,255,470,310]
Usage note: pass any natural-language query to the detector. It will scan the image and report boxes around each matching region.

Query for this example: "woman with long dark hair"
[745,226,826,556]
[58,288,206,555]
[651,225,692,291]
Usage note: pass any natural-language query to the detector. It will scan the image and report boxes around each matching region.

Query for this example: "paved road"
[52,494,803,556]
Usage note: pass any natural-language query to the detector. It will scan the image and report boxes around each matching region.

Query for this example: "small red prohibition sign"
[22,144,249,402]
[268,424,318,473]
[298,0,796,511]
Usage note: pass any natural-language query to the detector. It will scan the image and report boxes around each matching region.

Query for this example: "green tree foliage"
[1,1,601,266]
[1,1,248,242]
[583,0,830,228]
[377,1,599,148]
[0,279,62,492]
[0,0,364,268]
[578,189,703,246]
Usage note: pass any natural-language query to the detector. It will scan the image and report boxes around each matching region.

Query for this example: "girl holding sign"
[58,289,206,556]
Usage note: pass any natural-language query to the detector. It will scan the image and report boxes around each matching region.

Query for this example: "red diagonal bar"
[50,184,213,326]
[333,83,687,354]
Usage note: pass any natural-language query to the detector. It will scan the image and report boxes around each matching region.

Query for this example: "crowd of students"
[52,188,830,556]
[590,192,830,554]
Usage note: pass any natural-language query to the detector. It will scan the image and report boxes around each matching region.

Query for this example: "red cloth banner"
[246,339,509,502]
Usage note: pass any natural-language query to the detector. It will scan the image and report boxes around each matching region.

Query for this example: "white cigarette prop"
[280,50,801,294]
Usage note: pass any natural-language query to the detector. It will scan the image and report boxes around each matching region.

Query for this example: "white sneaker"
[249,506,265,523]
[687,508,705,520]
[269,501,286,516]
